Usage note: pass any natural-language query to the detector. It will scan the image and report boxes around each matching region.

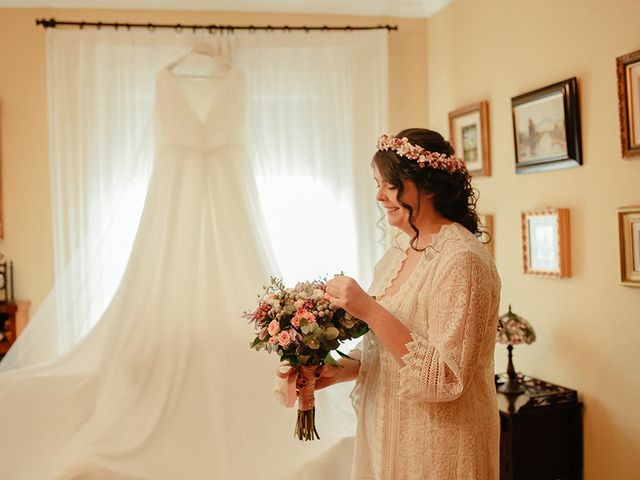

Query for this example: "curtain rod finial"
[35,18,57,28]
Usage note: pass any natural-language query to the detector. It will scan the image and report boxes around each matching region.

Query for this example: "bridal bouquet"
[243,276,369,441]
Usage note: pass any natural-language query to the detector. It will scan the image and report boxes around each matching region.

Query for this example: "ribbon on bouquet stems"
[276,364,321,441]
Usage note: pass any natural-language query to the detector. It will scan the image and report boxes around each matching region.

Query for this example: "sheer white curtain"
[239,32,388,286]
[2,28,388,368]
[0,28,388,479]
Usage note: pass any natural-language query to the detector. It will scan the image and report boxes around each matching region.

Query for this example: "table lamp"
[496,305,536,395]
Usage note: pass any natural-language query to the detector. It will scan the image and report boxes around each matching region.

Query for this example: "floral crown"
[376,134,467,174]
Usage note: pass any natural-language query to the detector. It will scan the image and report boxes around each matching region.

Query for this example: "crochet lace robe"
[350,223,501,479]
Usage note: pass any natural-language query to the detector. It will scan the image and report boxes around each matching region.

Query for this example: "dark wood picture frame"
[448,101,491,176]
[511,78,582,174]
[616,49,640,158]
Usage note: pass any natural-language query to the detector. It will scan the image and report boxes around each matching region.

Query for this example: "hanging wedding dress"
[0,53,353,479]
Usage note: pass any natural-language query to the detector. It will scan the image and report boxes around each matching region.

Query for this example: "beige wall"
[2,2,638,478]
[426,1,640,479]
[0,9,51,310]
[0,8,427,311]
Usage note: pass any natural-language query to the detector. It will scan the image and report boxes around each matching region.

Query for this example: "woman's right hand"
[313,350,362,390]
[313,364,342,390]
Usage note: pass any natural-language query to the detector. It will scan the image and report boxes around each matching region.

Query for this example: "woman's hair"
[372,128,480,250]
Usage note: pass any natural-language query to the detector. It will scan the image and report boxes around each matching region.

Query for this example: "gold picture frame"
[521,208,571,277]
[616,49,640,158]
[478,214,494,258]
[618,206,640,287]
[448,101,491,176]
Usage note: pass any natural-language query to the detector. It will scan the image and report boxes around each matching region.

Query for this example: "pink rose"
[268,336,279,345]
[277,330,291,348]
[305,312,316,325]
[291,309,304,328]
[292,309,316,329]
[268,319,280,336]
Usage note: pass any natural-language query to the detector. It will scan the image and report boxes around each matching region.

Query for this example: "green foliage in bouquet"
[244,276,369,441]
[245,276,369,367]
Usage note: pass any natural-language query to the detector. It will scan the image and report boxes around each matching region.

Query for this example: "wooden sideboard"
[496,373,583,480]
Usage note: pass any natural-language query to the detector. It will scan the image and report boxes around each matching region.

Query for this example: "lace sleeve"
[398,252,494,403]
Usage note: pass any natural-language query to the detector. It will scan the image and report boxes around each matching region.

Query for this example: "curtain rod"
[35,18,398,32]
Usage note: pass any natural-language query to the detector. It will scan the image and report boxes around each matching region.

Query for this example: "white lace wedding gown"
[0,63,353,479]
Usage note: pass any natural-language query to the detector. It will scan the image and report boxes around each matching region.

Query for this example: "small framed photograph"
[521,208,571,277]
[618,206,640,287]
[448,101,490,176]
[478,214,494,257]
[616,49,640,158]
[512,78,582,174]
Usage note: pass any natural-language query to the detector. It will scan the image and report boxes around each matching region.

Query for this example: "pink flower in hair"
[376,133,467,173]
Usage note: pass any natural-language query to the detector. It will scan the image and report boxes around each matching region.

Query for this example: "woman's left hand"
[324,275,378,322]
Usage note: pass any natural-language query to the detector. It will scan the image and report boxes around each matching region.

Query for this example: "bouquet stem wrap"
[295,365,320,441]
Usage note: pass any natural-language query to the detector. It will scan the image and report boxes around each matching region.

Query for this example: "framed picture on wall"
[616,49,640,158]
[478,213,494,257]
[448,101,490,176]
[521,208,571,277]
[618,206,640,287]
[511,78,582,174]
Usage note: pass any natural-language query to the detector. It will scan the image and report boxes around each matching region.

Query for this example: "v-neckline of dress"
[379,246,424,304]
[161,66,234,126]
[379,223,456,303]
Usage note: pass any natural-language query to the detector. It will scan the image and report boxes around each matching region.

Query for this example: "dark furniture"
[496,373,583,480]
[0,302,18,358]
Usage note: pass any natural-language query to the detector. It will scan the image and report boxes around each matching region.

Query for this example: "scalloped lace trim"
[398,331,430,401]
[378,223,457,305]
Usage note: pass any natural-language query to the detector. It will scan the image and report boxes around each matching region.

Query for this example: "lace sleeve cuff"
[398,332,463,403]
[398,332,430,402]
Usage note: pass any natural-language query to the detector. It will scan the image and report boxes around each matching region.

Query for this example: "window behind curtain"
[9,29,387,368]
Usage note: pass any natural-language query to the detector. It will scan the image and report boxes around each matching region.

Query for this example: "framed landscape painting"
[512,78,582,174]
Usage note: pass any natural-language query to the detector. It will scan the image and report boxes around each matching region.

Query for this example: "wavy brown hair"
[372,128,480,251]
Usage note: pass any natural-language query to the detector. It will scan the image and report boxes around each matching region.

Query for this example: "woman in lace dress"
[322,128,501,479]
